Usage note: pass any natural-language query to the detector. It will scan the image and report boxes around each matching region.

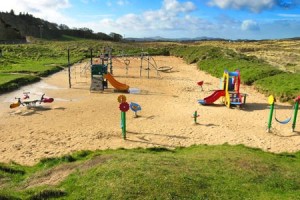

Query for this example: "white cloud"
[97,0,202,35]
[163,0,196,12]
[0,0,71,24]
[208,0,276,12]
[241,20,260,31]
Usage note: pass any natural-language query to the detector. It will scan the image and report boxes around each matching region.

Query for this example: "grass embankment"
[0,145,299,199]
[170,45,300,102]
[0,73,40,93]
[0,39,110,93]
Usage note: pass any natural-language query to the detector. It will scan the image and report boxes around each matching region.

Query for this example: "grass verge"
[0,145,299,199]
[0,73,40,93]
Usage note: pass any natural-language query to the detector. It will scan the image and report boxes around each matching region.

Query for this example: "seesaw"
[10,93,54,109]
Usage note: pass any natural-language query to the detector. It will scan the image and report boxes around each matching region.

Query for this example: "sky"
[1,0,300,40]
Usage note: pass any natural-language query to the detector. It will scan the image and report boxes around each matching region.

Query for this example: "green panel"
[91,64,107,75]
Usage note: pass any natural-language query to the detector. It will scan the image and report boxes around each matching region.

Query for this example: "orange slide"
[104,73,129,91]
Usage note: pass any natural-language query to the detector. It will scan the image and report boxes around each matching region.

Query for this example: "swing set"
[267,95,300,133]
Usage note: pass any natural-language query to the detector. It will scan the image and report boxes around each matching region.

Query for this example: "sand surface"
[0,56,299,166]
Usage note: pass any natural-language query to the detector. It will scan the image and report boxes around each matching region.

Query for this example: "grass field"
[193,40,300,73]
[0,145,299,199]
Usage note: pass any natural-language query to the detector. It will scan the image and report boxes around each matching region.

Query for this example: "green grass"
[198,58,283,85]
[254,73,300,102]
[0,73,40,93]
[0,145,300,199]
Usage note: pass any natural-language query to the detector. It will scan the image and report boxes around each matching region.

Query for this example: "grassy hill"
[0,145,299,199]
[0,11,115,42]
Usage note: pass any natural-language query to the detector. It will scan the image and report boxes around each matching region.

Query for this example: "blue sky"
[1,0,300,39]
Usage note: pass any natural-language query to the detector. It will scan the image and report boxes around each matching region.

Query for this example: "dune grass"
[169,45,298,102]
[0,145,299,199]
[254,73,300,102]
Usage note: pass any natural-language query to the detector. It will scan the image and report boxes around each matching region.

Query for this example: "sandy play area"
[0,56,299,165]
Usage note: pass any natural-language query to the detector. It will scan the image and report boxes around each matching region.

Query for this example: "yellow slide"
[104,73,129,91]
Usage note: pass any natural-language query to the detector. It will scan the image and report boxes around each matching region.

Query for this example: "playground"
[0,56,299,165]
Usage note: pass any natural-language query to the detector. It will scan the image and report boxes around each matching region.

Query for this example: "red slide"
[198,90,225,105]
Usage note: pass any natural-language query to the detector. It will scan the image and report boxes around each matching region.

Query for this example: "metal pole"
[140,53,143,77]
[90,48,93,65]
[267,102,274,133]
[68,48,71,88]
[147,55,150,79]
[292,98,299,132]
[109,49,113,74]
[122,111,126,139]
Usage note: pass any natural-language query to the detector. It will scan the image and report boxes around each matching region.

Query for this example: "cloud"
[241,20,260,31]
[207,0,300,12]
[163,0,196,12]
[97,0,203,35]
[0,0,71,24]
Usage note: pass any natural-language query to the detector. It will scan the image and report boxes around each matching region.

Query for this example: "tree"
[10,9,15,15]
[109,32,123,41]
[59,24,69,30]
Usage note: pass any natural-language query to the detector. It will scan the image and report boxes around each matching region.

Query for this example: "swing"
[274,106,294,124]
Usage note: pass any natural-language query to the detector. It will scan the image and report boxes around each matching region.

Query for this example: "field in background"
[194,40,300,73]
[0,39,299,102]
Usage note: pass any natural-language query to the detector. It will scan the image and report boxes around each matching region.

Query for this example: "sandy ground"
[0,56,299,166]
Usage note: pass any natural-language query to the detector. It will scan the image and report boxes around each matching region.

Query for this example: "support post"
[267,102,275,133]
[109,48,113,74]
[121,111,126,139]
[147,55,150,79]
[292,97,300,132]
[68,48,71,88]
[140,53,143,77]
[90,48,93,65]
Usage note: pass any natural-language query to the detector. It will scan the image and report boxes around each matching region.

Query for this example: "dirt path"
[0,56,299,165]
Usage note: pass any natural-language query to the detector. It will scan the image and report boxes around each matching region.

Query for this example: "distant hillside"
[0,16,25,42]
[125,36,227,42]
[0,11,60,41]
[0,10,122,42]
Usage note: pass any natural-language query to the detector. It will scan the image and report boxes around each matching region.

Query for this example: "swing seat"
[275,117,291,124]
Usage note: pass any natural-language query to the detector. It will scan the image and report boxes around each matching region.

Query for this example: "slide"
[198,90,225,105]
[104,73,129,91]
